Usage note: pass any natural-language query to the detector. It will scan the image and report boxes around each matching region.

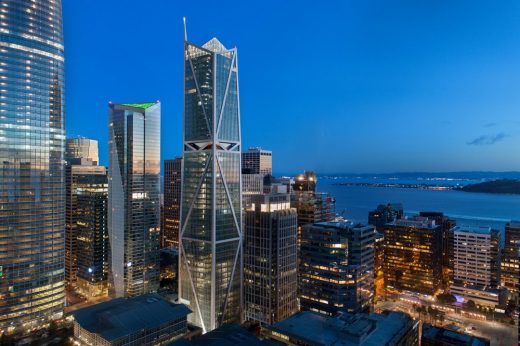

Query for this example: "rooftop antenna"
[183,17,188,42]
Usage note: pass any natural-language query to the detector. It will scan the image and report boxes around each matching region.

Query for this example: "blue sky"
[63,0,520,174]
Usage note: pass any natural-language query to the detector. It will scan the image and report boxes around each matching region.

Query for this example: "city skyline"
[64,1,520,173]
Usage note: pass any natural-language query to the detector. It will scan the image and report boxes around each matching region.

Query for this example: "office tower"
[163,157,182,248]
[179,35,242,332]
[241,147,272,175]
[66,137,99,164]
[450,226,505,308]
[241,173,264,208]
[383,217,442,295]
[502,221,520,295]
[0,0,65,331]
[65,144,107,292]
[108,102,161,298]
[293,171,317,192]
[367,203,404,231]
[74,170,109,298]
[419,211,456,285]
[262,311,419,346]
[299,222,375,316]
[244,189,298,325]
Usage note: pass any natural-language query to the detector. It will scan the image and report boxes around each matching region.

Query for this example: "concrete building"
[66,137,99,165]
[422,324,490,346]
[163,157,182,248]
[242,147,272,175]
[383,217,443,295]
[450,226,504,308]
[108,102,161,298]
[262,310,419,346]
[244,188,298,324]
[73,293,191,346]
[299,222,375,316]
[501,221,520,296]
[171,324,269,346]
[242,173,264,209]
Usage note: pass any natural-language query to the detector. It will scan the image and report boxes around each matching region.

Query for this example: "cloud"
[483,122,497,128]
[467,132,509,146]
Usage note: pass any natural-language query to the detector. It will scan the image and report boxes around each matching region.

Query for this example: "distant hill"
[459,179,520,195]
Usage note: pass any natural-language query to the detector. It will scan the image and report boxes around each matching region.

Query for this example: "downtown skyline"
[63,1,520,174]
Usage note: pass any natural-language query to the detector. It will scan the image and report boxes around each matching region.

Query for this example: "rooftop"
[170,324,269,346]
[452,225,495,235]
[119,102,158,109]
[265,310,417,346]
[73,293,191,342]
[422,324,490,346]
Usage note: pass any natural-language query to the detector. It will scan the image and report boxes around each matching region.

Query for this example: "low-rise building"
[262,310,419,345]
[421,324,490,346]
[171,324,269,346]
[73,293,191,346]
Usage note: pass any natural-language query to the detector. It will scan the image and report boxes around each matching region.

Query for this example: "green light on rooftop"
[121,102,157,109]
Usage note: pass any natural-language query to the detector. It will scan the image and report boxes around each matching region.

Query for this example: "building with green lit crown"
[108,101,161,298]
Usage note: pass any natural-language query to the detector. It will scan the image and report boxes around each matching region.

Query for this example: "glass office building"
[108,102,161,298]
[179,36,242,332]
[0,0,65,332]
[65,137,99,164]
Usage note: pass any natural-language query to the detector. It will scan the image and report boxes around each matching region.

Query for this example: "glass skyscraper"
[0,0,65,332]
[179,35,242,332]
[108,102,161,298]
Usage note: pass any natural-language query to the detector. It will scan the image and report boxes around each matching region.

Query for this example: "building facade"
[501,221,520,296]
[65,162,107,289]
[0,0,65,331]
[108,102,161,298]
[299,222,375,316]
[179,36,242,332]
[244,190,298,325]
[450,226,503,308]
[383,218,442,295]
[65,137,99,164]
[241,147,272,175]
[367,203,403,231]
[163,157,182,248]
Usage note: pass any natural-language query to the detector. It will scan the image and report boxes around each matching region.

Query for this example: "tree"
[436,293,456,305]
[0,334,14,346]
[465,300,476,309]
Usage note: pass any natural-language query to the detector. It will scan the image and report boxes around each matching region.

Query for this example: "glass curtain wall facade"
[108,102,161,298]
[0,0,65,332]
[162,157,182,248]
[65,137,99,164]
[180,37,242,332]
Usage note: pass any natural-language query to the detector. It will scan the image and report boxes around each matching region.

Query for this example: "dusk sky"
[64,0,520,174]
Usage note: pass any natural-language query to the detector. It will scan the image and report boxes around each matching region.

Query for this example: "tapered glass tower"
[0,0,65,332]
[108,102,161,298]
[179,32,242,332]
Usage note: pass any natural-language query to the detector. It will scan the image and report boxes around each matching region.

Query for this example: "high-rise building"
[419,211,456,285]
[179,34,242,332]
[66,137,99,164]
[244,188,298,325]
[367,203,404,231]
[383,218,442,296]
[65,159,107,291]
[450,226,505,308]
[74,170,109,299]
[502,221,520,295]
[0,0,65,331]
[241,147,272,175]
[241,173,264,208]
[293,171,317,192]
[163,157,182,248]
[108,102,161,298]
[299,221,375,316]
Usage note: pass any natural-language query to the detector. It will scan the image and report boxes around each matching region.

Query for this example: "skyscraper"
[162,157,182,248]
[242,147,272,175]
[65,137,99,164]
[108,102,161,298]
[244,187,298,325]
[383,217,443,295]
[299,221,376,316]
[179,32,242,332]
[0,0,65,331]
